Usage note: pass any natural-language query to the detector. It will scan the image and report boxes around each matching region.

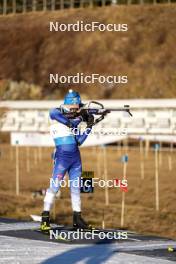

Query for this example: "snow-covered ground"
[0,219,176,264]
[0,235,176,264]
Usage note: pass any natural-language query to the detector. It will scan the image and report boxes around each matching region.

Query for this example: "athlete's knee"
[49,175,63,193]
[44,188,56,204]
[70,181,80,195]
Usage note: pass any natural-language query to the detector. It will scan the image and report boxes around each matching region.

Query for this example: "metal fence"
[0,0,175,15]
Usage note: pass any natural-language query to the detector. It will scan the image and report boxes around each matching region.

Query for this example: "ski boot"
[40,211,51,232]
[73,211,92,230]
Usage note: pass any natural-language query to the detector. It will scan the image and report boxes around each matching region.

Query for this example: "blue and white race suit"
[43,108,91,212]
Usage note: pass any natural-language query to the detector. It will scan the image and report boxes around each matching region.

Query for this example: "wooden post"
[140,139,144,180]
[154,145,159,211]
[23,0,27,13]
[60,0,64,9]
[3,0,7,15]
[80,0,84,8]
[159,142,162,166]
[122,139,125,153]
[103,147,109,206]
[168,141,173,171]
[145,139,149,158]
[12,0,17,14]
[38,146,42,162]
[10,146,14,161]
[170,141,173,152]
[97,147,101,178]
[168,155,172,171]
[15,142,20,195]
[141,160,144,180]
[34,148,38,166]
[43,0,47,11]
[123,160,127,180]
[111,0,116,5]
[102,0,106,6]
[170,141,173,154]
[102,209,105,229]
[117,141,121,155]
[120,155,128,227]
[51,0,55,10]
[26,147,30,173]
[89,0,93,8]
[121,192,125,227]
[122,139,128,154]
[125,138,128,152]
[70,0,74,8]
[32,0,37,11]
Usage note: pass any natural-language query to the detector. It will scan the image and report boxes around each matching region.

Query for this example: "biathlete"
[41,90,94,231]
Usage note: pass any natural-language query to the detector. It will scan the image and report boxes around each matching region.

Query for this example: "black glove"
[86,114,94,128]
[79,109,89,122]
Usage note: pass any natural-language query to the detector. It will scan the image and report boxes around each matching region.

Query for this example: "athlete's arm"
[75,114,94,145]
[70,117,82,128]
[49,108,72,128]
[75,127,92,146]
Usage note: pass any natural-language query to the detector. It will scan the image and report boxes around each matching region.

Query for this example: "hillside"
[0,5,176,99]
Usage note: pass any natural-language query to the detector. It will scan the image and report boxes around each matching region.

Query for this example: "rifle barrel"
[83,107,132,116]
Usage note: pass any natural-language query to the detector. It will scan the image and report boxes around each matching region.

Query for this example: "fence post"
[51,0,55,10]
[34,148,38,166]
[120,155,128,227]
[168,141,173,171]
[23,0,27,13]
[103,147,109,206]
[168,154,172,171]
[117,141,122,155]
[70,0,74,8]
[60,0,64,9]
[15,142,20,196]
[89,0,93,7]
[33,0,37,11]
[102,209,105,229]
[145,139,149,158]
[10,146,14,160]
[140,139,145,180]
[97,147,101,178]
[26,147,30,173]
[12,0,17,14]
[154,144,159,211]
[43,0,47,11]
[111,0,117,5]
[102,0,106,6]
[3,0,7,15]
[80,0,84,7]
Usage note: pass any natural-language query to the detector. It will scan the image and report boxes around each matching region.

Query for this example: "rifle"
[62,101,132,126]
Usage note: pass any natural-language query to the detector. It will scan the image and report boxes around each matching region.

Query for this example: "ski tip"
[30,214,42,222]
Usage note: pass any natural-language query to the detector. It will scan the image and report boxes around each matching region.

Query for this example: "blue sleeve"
[75,128,92,146]
[70,117,82,128]
[49,108,71,127]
